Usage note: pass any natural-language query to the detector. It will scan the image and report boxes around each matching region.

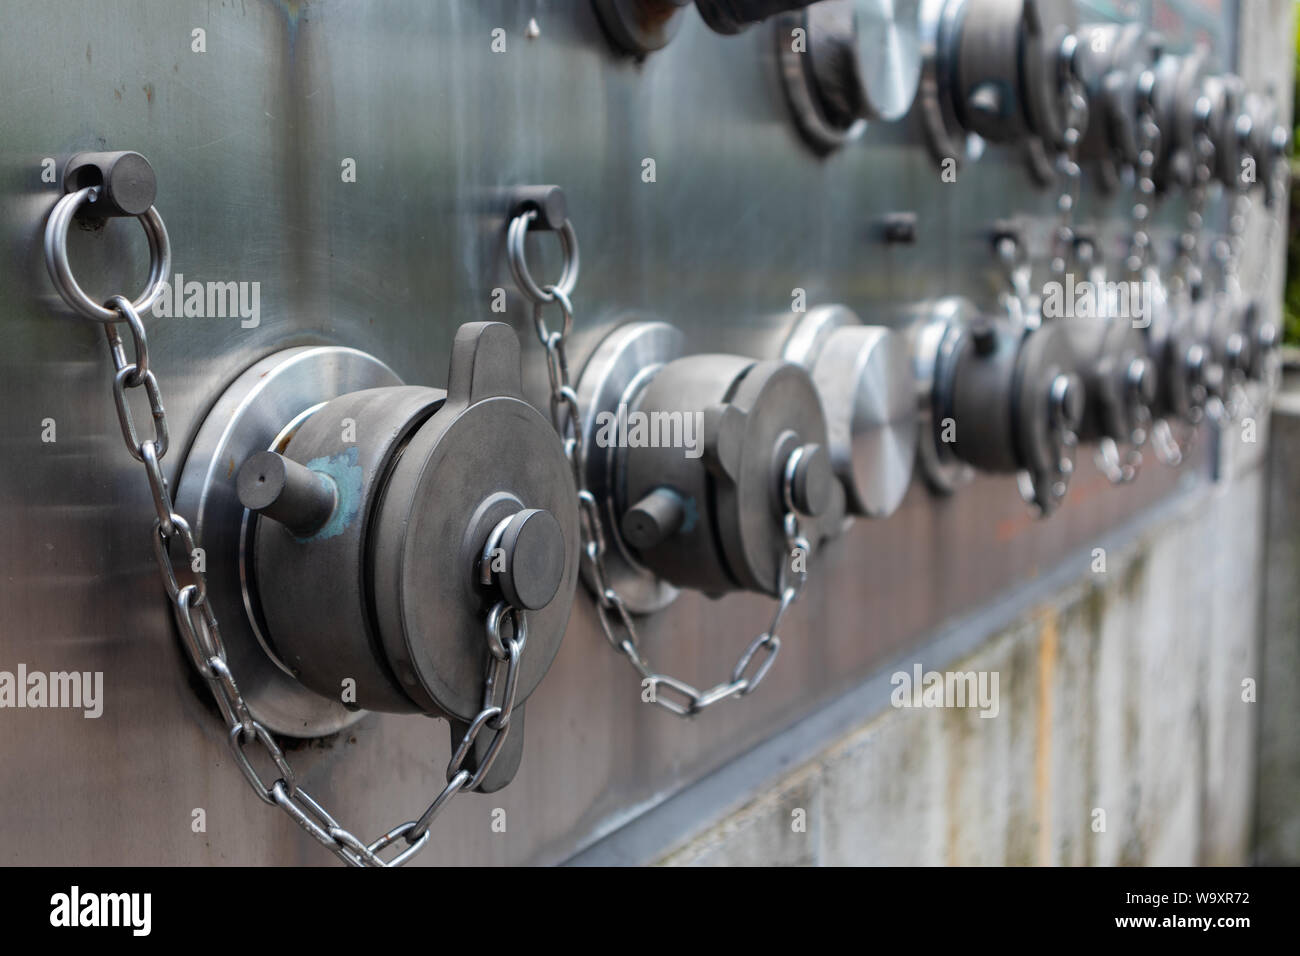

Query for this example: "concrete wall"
[645,438,1268,866]
[1257,362,1300,865]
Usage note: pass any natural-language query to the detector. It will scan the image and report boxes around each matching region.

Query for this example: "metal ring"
[44,185,172,323]
[506,209,579,305]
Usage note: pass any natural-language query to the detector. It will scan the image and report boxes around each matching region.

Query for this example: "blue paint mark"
[679,495,698,535]
[651,486,696,535]
[298,445,362,541]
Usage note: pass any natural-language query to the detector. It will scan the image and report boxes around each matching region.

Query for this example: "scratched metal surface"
[0,0,1251,864]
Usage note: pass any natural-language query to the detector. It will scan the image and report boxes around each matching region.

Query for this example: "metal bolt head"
[1126,356,1156,407]
[621,486,687,551]
[1226,332,1248,375]
[968,82,1004,119]
[236,450,337,538]
[789,442,833,517]
[496,508,567,611]
[1049,372,1083,432]
[971,319,999,356]
[64,150,158,217]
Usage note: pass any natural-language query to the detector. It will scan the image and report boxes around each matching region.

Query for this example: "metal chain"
[1126,70,1161,277]
[1074,237,1148,486]
[1122,73,1196,469]
[508,208,810,717]
[46,188,529,867]
[996,232,1036,329]
[1050,35,1089,278]
[118,297,525,865]
[1215,190,1251,297]
[1175,97,1216,297]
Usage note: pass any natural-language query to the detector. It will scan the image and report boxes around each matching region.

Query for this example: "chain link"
[999,39,1088,328]
[1121,71,1199,469]
[996,233,1036,329]
[509,208,809,717]
[44,190,528,866]
[1073,236,1148,486]
[1175,98,1216,297]
[1050,35,1089,278]
[1219,191,1251,293]
[1126,70,1161,277]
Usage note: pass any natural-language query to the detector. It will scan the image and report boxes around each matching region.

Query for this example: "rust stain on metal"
[1034,609,1058,864]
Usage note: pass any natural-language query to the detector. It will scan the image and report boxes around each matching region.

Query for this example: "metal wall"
[0,0,1270,864]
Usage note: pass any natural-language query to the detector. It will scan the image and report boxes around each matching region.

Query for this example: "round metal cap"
[784,305,918,518]
[789,442,835,517]
[497,509,567,611]
[807,0,922,124]
[371,324,579,721]
[1013,320,1080,487]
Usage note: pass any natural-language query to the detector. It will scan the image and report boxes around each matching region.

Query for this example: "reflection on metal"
[576,321,687,614]
[593,0,693,54]
[912,298,979,494]
[1,0,1262,865]
[175,346,402,737]
[782,305,917,519]
[777,0,923,152]
[919,0,987,165]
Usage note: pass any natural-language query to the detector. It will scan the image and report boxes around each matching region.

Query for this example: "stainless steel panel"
[0,0,1248,864]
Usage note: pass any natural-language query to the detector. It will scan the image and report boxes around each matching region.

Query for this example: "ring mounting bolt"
[1226,332,1247,374]
[1126,357,1156,407]
[1050,373,1084,433]
[622,487,688,550]
[1202,360,1225,399]
[482,509,567,611]
[785,442,833,517]
[63,151,157,219]
[1256,321,1279,371]
[1260,321,1279,351]
[968,83,1004,121]
[237,450,337,538]
[1188,345,1224,401]
[971,319,999,356]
